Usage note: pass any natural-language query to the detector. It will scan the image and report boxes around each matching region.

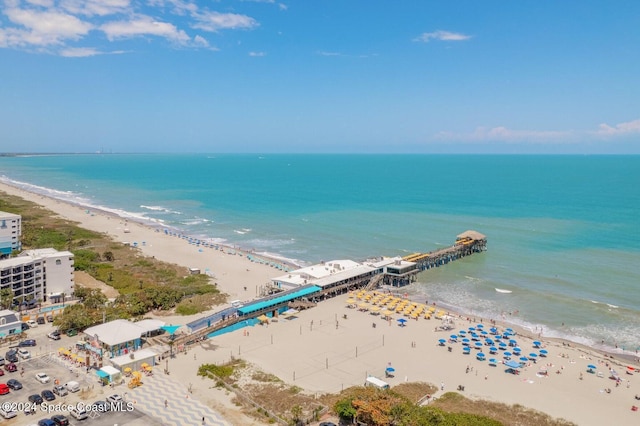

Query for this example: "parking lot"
[1,319,162,426]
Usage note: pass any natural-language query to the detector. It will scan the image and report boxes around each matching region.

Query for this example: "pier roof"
[456,230,486,241]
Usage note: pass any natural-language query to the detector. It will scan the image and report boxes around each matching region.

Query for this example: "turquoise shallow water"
[1,154,638,352]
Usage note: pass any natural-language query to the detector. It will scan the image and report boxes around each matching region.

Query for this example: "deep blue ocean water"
[1,154,638,352]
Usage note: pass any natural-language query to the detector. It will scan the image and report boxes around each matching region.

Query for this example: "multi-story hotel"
[0,211,21,259]
[0,248,74,308]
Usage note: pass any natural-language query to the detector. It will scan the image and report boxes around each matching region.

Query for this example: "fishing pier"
[168,231,486,345]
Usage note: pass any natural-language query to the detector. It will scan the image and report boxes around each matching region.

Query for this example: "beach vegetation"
[432,392,575,426]
[330,386,507,426]
[251,371,282,383]
[198,360,244,379]
[0,192,221,321]
[0,288,14,309]
[289,404,303,425]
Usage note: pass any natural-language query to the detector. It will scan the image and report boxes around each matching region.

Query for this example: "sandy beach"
[2,180,640,425]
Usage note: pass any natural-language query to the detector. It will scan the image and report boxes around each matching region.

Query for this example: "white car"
[68,406,89,420]
[17,348,31,359]
[35,372,51,384]
[106,394,123,404]
[26,319,38,328]
[0,406,18,419]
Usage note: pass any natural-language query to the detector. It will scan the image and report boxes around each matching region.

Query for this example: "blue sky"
[1,0,639,154]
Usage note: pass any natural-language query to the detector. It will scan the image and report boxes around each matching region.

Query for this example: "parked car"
[28,393,44,404]
[0,383,9,395]
[47,331,61,341]
[0,369,4,376]
[35,372,51,384]
[52,385,68,396]
[4,363,17,372]
[0,406,17,419]
[18,339,37,347]
[65,329,78,337]
[5,350,18,363]
[51,414,70,426]
[38,419,56,426]
[106,394,123,404]
[36,317,46,325]
[0,355,5,366]
[26,319,38,328]
[68,406,89,420]
[92,400,110,412]
[17,348,31,359]
[42,389,56,401]
[7,379,22,390]
[21,322,29,331]
[46,315,54,323]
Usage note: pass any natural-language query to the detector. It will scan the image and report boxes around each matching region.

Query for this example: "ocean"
[1,154,639,353]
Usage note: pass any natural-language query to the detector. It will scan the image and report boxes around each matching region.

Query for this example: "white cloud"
[24,0,55,7]
[595,119,640,136]
[100,15,190,43]
[249,51,265,56]
[436,126,571,143]
[192,11,258,32]
[437,118,640,144]
[4,7,93,45]
[60,0,131,17]
[193,34,209,47]
[413,30,472,43]
[59,46,100,56]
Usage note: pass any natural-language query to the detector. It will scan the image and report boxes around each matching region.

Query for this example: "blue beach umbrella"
[490,327,498,334]
[489,358,498,366]
[459,330,467,335]
[450,334,458,341]
[481,330,489,336]
[519,356,529,362]
[499,342,507,349]
[505,360,521,369]
[475,341,483,348]
[463,346,471,354]
[468,327,476,332]
[476,324,484,329]
[462,338,470,346]
[509,339,518,346]
[533,340,541,348]
[476,352,486,361]
[529,353,538,359]
[386,367,395,373]
[397,318,407,326]
[513,347,522,354]
[438,339,446,346]
[485,338,494,345]
[489,346,498,354]
[504,352,512,359]
[539,349,548,357]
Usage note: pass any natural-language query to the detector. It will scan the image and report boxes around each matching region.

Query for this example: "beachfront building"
[83,319,166,358]
[0,309,22,338]
[0,248,74,307]
[0,211,21,259]
[271,259,380,294]
[366,257,418,287]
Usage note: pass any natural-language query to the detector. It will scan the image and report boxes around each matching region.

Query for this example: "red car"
[0,369,4,376]
[0,383,9,395]
[4,363,17,373]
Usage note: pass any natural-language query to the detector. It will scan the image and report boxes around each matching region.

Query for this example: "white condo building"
[0,248,74,308]
[0,211,21,258]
